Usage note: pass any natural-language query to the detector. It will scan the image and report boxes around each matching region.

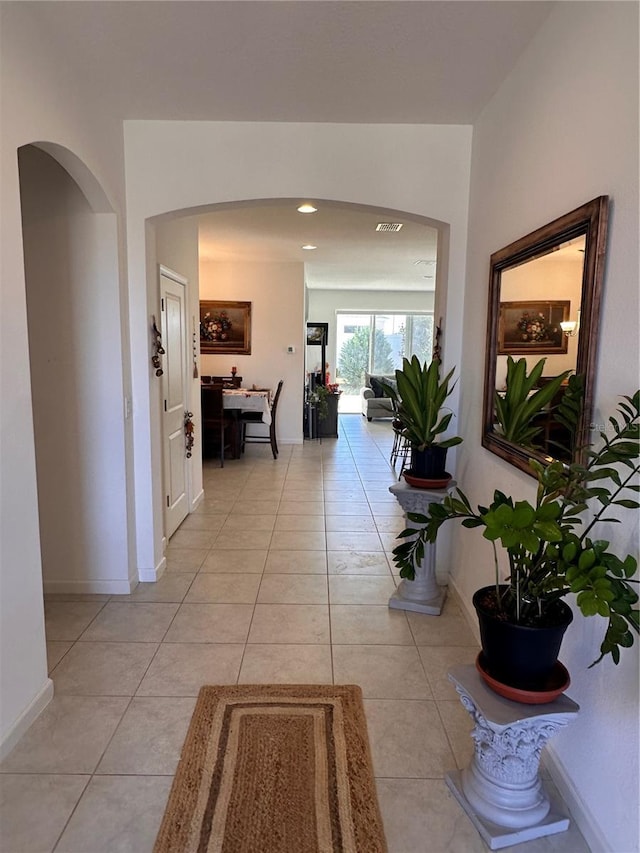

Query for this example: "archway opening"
[18,143,132,597]
[147,197,450,547]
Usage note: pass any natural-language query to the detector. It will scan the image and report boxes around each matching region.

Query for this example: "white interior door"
[160,268,189,538]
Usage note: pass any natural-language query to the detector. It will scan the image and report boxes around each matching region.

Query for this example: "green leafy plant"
[494,356,571,447]
[382,356,462,451]
[553,373,585,454]
[308,385,330,420]
[392,391,640,667]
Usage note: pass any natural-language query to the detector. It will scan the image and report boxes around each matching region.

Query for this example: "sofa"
[360,373,397,420]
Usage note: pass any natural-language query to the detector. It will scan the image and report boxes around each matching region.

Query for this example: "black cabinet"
[317,393,339,438]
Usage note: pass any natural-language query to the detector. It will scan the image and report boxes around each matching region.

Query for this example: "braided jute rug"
[154,684,387,853]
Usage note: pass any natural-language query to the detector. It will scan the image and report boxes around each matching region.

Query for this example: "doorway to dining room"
[149,199,447,589]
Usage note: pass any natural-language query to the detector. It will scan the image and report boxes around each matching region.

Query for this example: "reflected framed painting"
[498,300,569,355]
[306,322,328,345]
[200,301,252,355]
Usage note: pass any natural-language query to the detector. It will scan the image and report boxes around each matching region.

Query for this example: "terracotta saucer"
[475,652,570,704]
[403,470,452,489]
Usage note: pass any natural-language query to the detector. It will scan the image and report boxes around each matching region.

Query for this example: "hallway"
[0,416,589,852]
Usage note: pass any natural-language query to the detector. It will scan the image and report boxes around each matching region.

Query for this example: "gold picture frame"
[200,300,252,355]
[498,300,569,355]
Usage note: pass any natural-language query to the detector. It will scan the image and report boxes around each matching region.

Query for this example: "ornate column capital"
[446,664,580,847]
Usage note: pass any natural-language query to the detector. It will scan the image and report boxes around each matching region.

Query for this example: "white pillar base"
[388,481,455,617]
[447,665,579,850]
[446,770,570,850]
[388,582,447,615]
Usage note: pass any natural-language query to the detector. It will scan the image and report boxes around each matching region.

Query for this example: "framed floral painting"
[498,300,569,355]
[200,300,252,354]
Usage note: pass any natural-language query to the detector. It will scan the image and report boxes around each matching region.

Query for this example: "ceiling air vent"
[375,222,403,232]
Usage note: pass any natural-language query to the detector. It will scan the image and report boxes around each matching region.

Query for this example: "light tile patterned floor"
[0,416,590,852]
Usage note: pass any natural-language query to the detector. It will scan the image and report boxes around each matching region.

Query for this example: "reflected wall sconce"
[560,310,581,337]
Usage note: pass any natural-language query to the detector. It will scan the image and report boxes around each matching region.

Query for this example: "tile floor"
[0,416,589,852]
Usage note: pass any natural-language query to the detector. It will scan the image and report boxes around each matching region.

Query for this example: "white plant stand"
[387,481,455,615]
[446,665,580,850]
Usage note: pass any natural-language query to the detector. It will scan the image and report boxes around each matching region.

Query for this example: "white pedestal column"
[446,665,580,850]
[387,481,455,615]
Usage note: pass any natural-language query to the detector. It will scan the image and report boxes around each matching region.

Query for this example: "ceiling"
[195,201,440,290]
[25,1,554,125]
[22,1,554,290]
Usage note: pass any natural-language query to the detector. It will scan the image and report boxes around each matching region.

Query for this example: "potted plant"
[391,390,639,694]
[382,356,462,485]
[494,356,572,448]
[309,384,330,421]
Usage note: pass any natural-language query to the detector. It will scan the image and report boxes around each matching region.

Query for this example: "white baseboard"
[0,678,54,761]
[191,488,204,511]
[43,577,137,595]
[449,577,605,851]
[542,748,609,852]
[448,577,481,643]
[138,554,166,583]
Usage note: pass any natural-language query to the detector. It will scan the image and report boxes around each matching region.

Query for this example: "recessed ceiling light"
[297,204,318,214]
[302,244,317,250]
[376,223,403,232]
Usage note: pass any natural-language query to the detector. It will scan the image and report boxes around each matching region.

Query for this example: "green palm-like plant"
[494,356,572,447]
[391,391,640,667]
[382,356,462,451]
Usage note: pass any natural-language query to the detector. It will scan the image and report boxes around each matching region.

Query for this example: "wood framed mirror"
[482,196,609,476]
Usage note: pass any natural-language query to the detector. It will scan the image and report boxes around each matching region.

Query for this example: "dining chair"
[389,399,410,478]
[200,384,233,467]
[240,379,283,460]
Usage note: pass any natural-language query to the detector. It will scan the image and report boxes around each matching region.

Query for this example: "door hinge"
[166,495,170,507]
[161,297,165,311]
[164,399,167,412]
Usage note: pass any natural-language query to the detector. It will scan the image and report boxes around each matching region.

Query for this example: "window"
[336,312,434,394]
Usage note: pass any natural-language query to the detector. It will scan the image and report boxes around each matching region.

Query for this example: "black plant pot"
[411,446,448,479]
[473,585,573,692]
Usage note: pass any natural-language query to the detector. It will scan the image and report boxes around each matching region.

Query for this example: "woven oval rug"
[154,684,387,853]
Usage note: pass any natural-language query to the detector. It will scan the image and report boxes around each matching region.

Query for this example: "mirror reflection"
[495,235,585,461]
[482,197,609,476]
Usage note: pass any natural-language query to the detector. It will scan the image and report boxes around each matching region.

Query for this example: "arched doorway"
[146,199,449,569]
[18,144,134,597]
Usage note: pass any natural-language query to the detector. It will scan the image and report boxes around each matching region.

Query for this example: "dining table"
[222,388,272,426]
[222,388,271,458]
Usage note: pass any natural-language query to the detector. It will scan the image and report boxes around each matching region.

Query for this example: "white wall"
[199,260,305,445]
[307,288,434,379]
[124,121,473,589]
[459,4,639,850]
[0,5,129,752]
